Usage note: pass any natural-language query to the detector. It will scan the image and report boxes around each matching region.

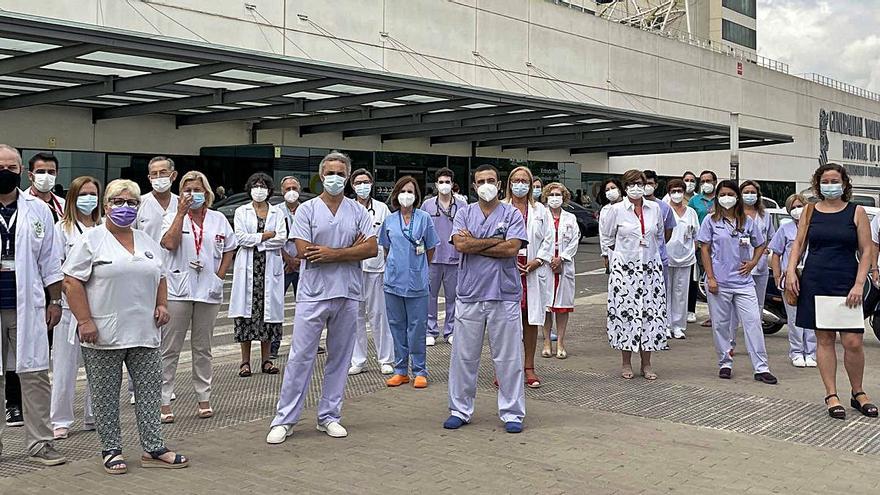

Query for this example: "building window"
[722,0,756,19]
[722,19,757,50]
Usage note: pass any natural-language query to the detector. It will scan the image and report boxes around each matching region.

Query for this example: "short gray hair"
[148,155,175,171]
[0,144,22,166]
[280,175,300,188]
[318,151,351,177]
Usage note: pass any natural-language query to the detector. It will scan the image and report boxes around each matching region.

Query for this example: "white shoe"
[426,336,436,347]
[170,392,177,402]
[446,335,454,345]
[672,328,686,339]
[791,356,806,368]
[317,421,348,438]
[665,328,672,339]
[348,365,364,376]
[804,356,817,367]
[129,393,135,405]
[687,312,697,323]
[380,364,394,375]
[266,425,293,444]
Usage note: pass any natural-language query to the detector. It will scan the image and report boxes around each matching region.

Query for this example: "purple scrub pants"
[448,300,525,424]
[427,263,457,338]
[271,298,358,427]
[707,287,770,373]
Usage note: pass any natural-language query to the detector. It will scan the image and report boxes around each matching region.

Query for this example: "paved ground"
[3,241,880,494]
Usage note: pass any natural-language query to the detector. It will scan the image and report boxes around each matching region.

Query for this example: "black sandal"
[262,360,279,374]
[851,391,879,418]
[238,362,252,378]
[102,449,127,475]
[141,447,189,469]
[825,394,846,420]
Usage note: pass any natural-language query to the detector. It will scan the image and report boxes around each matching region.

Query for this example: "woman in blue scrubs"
[380,176,440,389]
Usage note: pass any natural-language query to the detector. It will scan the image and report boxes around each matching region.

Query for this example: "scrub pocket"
[166,270,190,298]
[207,273,225,302]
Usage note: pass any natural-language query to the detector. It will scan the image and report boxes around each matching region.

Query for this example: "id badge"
[0,258,13,271]
[739,236,750,246]
[189,259,204,272]
[639,235,648,248]
[415,239,425,256]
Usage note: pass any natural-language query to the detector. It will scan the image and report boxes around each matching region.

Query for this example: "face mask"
[32,172,55,193]
[532,187,542,200]
[188,192,205,209]
[685,181,696,194]
[322,175,345,196]
[511,183,530,198]
[151,177,172,193]
[605,188,620,202]
[284,190,299,204]
[701,182,715,194]
[718,195,737,210]
[398,192,416,208]
[76,194,98,214]
[790,207,803,221]
[547,196,563,209]
[644,185,655,197]
[0,169,21,194]
[670,192,684,204]
[626,185,644,200]
[437,183,452,195]
[742,193,758,206]
[108,205,137,228]
[354,183,372,199]
[477,183,498,202]
[820,183,843,199]
[250,187,268,203]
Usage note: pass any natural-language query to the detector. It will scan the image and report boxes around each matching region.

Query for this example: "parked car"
[214,191,317,227]
[563,201,599,241]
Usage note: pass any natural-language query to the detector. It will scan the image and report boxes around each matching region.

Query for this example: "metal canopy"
[0,12,793,157]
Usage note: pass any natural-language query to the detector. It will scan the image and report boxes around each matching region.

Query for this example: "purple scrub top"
[696,214,765,290]
[768,220,798,274]
[421,196,467,265]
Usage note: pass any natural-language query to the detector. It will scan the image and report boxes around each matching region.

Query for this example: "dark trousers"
[270,271,299,356]
[5,370,20,409]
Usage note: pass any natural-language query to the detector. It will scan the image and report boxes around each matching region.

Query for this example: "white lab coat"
[361,199,391,273]
[0,191,63,374]
[504,200,554,325]
[229,203,288,323]
[549,209,580,309]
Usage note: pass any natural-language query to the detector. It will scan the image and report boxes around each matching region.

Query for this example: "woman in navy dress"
[787,163,876,419]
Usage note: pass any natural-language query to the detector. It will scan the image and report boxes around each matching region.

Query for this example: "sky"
[757,0,880,93]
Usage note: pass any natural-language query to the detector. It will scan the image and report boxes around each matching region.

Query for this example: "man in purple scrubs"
[267,151,378,444]
[444,164,528,434]
[421,168,467,345]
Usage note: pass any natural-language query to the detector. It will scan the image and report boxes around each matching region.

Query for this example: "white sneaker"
[804,356,817,367]
[170,392,177,402]
[446,335,454,345]
[687,312,697,323]
[791,356,806,368]
[266,425,293,444]
[665,328,672,339]
[317,421,348,438]
[672,328,686,339]
[426,336,436,347]
[348,365,364,376]
[380,364,394,375]
[129,393,135,405]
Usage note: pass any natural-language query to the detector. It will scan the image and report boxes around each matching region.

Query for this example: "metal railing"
[800,73,880,102]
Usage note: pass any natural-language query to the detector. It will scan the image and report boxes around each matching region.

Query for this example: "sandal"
[556,348,567,359]
[641,367,658,381]
[262,360,280,374]
[197,405,214,419]
[141,447,189,469]
[524,367,542,389]
[102,449,127,475]
[160,412,175,424]
[621,366,634,380]
[825,394,846,420]
[541,345,552,358]
[239,362,252,378]
[851,391,879,418]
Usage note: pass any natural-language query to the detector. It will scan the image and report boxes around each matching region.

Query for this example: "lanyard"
[189,213,204,257]
[0,209,16,258]
[50,195,62,216]
[398,212,418,246]
[636,206,645,236]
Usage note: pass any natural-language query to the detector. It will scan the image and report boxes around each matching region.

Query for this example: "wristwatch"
[48,299,63,306]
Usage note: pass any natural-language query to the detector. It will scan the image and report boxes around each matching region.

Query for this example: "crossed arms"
[452,229,521,258]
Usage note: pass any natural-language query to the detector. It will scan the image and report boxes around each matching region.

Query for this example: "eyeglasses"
[148,169,173,179]
[109,198,140,208]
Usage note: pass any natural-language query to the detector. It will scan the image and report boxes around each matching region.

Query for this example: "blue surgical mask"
[511,183,530,198]
[742,193,758,206]
[820,183,843,199]
[323,175,345,196]
[189,192,205,209]
[532,187,542,200]
[76,194,98,214]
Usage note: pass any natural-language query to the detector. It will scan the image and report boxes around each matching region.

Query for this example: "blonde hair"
[542,182,570,203]
[104,179,140,206]
[62,176,102,231]
[179,170,215,208]
[505,166,535,205]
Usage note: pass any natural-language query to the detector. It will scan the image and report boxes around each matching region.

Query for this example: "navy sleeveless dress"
[796,202,861,332]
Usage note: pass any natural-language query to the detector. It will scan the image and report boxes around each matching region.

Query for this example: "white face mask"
[626,185,645,200]
[32,172,55,193]
[477,183,498,202]
[701,182,715,194]
[742,193,758,206]
[790,207,803,221]
[284,190,299,204]
[437,183,452,195]
[547,196,563,209]
[685,181,696,194]
[151,177,172,193]
[354,183,372,199]
[398,192,416,208]
[250,187,268,203]
[322,175,346,196]
[718,195,737,210]
[511,182,530,198]
[644,184,655,197]
[605,188,620,202]
[670,192,684,204]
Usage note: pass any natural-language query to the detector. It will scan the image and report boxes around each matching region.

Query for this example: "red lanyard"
[50,195,62,216]
[189,213,204,257]
[636,206,646,236]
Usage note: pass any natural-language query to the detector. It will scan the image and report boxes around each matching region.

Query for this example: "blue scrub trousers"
[384,292,428,377]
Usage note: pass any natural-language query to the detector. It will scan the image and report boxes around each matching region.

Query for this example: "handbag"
[783,204,814,306]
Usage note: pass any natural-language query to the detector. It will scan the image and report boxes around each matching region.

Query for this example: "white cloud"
[757,0,880,92]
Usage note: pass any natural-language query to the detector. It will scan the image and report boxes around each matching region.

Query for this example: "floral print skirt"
[606,255,668,352]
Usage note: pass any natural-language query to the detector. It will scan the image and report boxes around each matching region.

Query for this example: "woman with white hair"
[64,179,188,474]
[159,171,237,423]
[541,183,579,359]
